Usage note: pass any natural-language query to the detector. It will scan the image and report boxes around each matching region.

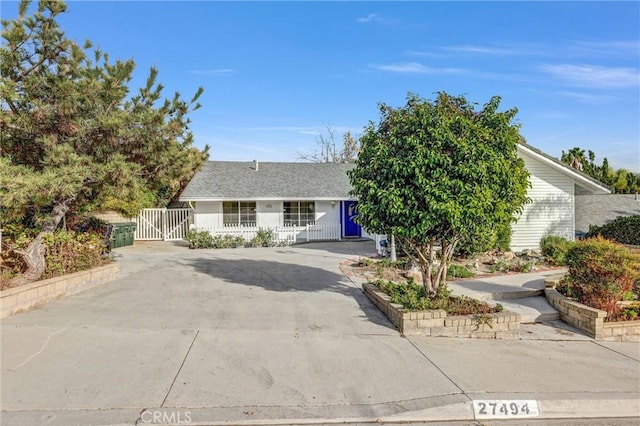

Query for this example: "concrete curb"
[2,395,638,425]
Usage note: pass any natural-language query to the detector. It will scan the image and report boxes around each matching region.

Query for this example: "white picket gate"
[134,208,193,241]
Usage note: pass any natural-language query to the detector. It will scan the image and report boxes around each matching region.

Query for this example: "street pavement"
[1,241,638,425]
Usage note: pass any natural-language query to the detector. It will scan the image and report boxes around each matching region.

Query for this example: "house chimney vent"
[253,160,259,171]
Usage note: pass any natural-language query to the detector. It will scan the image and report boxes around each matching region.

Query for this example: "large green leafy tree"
[349,93,530,296]
[1,0,209,283]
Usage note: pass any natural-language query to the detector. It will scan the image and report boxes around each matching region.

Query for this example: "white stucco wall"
[315,201,340,224]
[193,201,223,228]
[256,201,282,227]
[511,151,574,251]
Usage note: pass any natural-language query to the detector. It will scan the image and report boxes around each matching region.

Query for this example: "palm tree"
[561,147,586,171]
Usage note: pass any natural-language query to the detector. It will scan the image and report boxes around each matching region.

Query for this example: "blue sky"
[3,1,640,171]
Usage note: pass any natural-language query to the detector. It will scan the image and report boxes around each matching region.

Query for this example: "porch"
[198,222,343,244]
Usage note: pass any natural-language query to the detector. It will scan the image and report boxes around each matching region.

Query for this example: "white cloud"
[556,90,617,104]
[442,45,522,55]
[570,40,640,57]
[356,13,398,26]
[356,13,378,23]
[406,50,446,59]
[369,62,465,74]
[539,64,640,89]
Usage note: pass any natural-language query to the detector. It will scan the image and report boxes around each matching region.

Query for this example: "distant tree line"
[561,147,639,194]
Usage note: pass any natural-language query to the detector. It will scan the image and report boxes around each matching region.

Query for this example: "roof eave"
[517,144,611,194]
[178,196,355,202]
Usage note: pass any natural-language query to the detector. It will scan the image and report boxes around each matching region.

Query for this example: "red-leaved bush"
[562,237,640,319]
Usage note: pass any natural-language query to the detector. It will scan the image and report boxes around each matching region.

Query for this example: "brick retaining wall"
[1,263,119,319]
[363,283,520,338]
[544,285,640,342]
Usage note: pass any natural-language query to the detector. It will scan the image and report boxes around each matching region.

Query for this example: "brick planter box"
[363,283,521,338]
[1,262,119,319]
[544,286,640,342]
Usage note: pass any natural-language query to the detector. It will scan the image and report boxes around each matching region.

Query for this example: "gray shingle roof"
[179,161,356,201]
[575,194,640,235]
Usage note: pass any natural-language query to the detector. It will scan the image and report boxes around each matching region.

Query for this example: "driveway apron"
[1,241,465,424]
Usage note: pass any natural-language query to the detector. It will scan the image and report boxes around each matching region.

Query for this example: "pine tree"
[1,0,209,283]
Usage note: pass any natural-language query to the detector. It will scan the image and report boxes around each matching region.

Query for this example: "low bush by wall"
[544,285,640,342]
[0,262,119,319]
[363,283,520,338]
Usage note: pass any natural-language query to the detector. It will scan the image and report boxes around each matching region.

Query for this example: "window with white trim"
[223,201,256,226]
[284,201,315,226]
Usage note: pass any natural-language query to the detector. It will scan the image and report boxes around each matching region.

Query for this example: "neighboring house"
[179,144,611,249]
[575,194,640,237]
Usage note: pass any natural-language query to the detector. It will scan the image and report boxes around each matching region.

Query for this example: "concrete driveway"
[1,241,639,425]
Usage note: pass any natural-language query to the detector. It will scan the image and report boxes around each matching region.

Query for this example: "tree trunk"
[9,198,74,286]
[421,266,435,296]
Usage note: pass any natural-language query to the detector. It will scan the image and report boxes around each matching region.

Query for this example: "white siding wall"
[315,201,340,224]
[194,201,223,228]
[511,151,574,251]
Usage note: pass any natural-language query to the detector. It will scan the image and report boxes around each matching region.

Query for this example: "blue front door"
[342,201,361,238]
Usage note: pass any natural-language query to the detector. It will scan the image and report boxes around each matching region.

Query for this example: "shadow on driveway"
[183,256,394,331]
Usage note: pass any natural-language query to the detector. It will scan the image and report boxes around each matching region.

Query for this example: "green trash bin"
[125,223,136,246]
[109,224,120,249]
[110,222,136,248]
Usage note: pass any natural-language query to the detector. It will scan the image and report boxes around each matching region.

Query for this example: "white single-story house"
[179,161,369,244]
[179,143,610,249]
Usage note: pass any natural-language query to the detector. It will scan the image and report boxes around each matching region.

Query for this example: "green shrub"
[1,230,109,286]
[456,221,512,257]
[374,278,500,315]
[185,229,214,249]
[540,235,575,266]
[251,228,275,247]
[212,234,246,249]
[42,231,108,279]
[447,264,474,278]
[619,303,640,321]
[495,222,512,252]
[586,215,640,245]
[562,237,640,319]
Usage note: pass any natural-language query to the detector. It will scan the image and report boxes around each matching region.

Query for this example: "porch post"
[390,233,397,262]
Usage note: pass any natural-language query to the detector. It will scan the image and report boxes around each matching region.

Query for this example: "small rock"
[404,268,423,283]
[503,251,515,260]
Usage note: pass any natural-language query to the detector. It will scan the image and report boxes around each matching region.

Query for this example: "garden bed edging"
[544,277,640,342]
[0,262,119,319]
[363,282,521,338]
